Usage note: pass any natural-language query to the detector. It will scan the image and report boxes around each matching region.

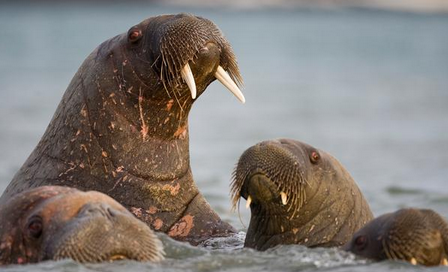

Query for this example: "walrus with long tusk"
[0,13,244,244]
[343,208,448,267]
[0,186,164,265]
[231,139,373,251]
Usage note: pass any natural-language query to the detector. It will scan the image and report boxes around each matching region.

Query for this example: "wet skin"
[0,14,245,244]
[343,208,448,266]
[231,139,373,251]
[0,186,164,265]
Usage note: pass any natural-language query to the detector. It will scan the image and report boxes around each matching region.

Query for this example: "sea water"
[0,2,447,271]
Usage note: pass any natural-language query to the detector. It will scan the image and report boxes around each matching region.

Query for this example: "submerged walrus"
[231,139,373,250]
[0,14,244,244]
[0,186,164,265]
[343,208,448,266]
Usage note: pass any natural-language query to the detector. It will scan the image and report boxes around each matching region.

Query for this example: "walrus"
[230,139,373,251]
[0,186,164,265]
[343,208,448,266]
[0,14,245,244]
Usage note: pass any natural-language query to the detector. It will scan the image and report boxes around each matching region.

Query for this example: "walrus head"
[343,208,448,266]
[231,139,373,251]
[0,186,164,265]
[104,13,244,105]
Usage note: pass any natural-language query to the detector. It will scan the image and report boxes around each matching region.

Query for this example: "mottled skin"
[231,139,373,251]
[0,186,164,265]
[343,208,448,266]
[0,14,241,244]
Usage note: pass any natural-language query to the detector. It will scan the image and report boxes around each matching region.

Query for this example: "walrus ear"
[127,27,142,43]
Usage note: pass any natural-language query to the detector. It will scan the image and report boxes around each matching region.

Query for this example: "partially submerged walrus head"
[343,208,448,266]
[0,186,164,265]
[231,139,373,250]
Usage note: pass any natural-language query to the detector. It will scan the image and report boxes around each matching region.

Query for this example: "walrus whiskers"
[157,15,244,104]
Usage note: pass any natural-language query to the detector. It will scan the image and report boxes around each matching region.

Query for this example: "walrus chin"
[231,139,373,251]
[0,13,243,244]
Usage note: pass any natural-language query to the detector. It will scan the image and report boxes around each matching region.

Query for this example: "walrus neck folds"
[86,50,195,181]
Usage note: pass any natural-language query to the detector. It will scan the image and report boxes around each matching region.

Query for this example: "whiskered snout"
[343,208,448,267]
[152,13,244,102]
[231,140,308,215]
[46,202,164,263]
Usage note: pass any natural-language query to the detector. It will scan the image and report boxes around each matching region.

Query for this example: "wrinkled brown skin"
[0,14,241,244]
[0,186,164,265]
[231,139,373,251]
[343,208,448,266]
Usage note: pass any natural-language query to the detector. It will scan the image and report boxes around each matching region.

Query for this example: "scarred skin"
[0,14,242,244]
[343,208,448,267]
[0,186,164,265]
[231,139,373,251]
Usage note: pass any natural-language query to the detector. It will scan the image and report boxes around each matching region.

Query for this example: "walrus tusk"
[109,254,127,261]
[215,66,245,104]
[280,192,288,205]
[442,258,448,266]
[410,258,417,265]
[181,63,197,99]
[246,195,252,209]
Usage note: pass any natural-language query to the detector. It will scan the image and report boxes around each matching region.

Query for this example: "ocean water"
[0,2,448,271]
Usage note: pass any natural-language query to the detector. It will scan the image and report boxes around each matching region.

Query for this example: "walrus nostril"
[78,203,117,219]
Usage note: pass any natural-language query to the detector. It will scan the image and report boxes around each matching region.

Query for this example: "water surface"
[0,2,448,271]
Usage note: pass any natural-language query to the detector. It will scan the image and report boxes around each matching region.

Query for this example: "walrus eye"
[310,151,320,164]
[354,235,367,250]
[128,28,142,43]
[27,216,43,239]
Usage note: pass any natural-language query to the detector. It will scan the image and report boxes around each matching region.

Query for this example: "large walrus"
[231,139,373,251]
[0,186,164,265]
[0,14,244,244]
[343,208,448,267]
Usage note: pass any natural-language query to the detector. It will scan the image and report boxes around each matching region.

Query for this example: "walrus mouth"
[231,140,308,217]
[155,14,245,103]
[180,62,245,103]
